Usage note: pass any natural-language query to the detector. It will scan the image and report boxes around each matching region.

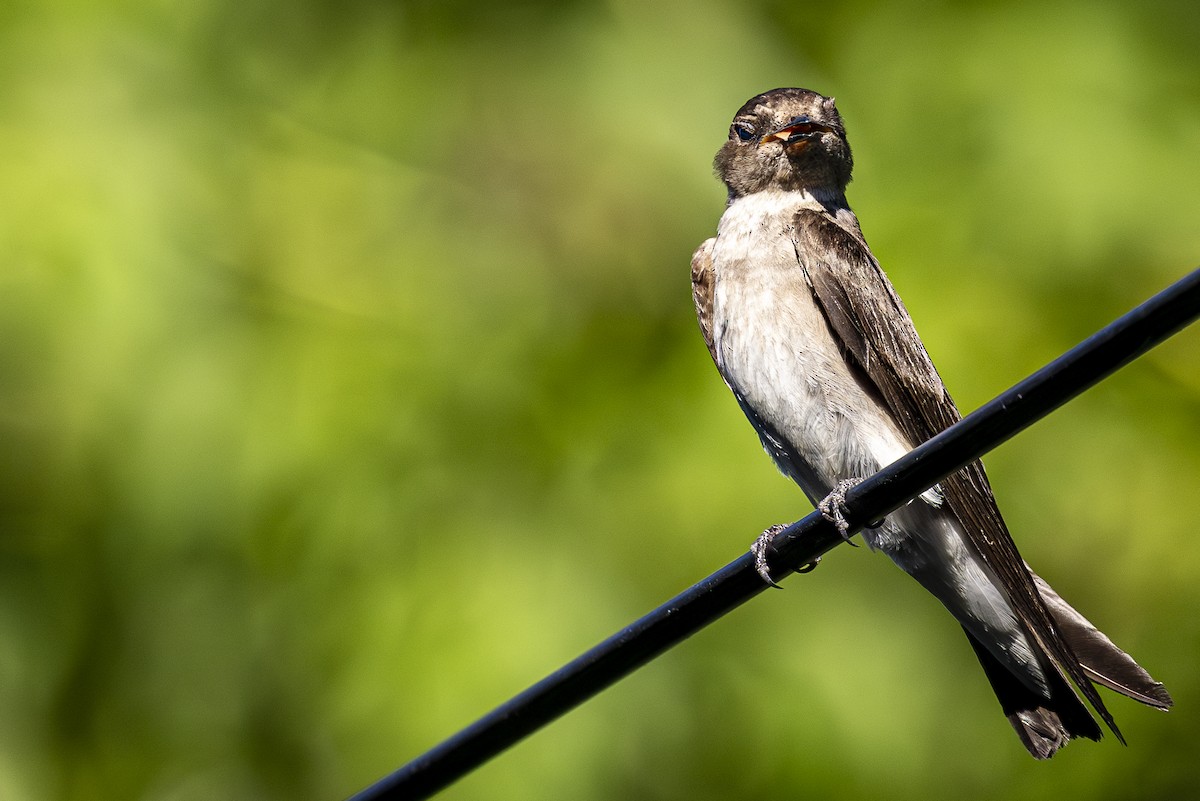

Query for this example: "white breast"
[709,189,914,495]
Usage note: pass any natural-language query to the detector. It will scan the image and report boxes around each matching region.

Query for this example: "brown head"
[714,88,853,199]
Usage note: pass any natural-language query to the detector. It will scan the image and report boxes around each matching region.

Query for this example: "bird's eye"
[732,122,755,142]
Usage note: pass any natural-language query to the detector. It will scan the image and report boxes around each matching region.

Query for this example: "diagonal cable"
[348,267,1200,801]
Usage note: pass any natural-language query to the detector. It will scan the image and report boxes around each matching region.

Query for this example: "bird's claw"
[818,478,865,544]
[795,557,821,573]
[751,525,786,587]
[751,524,820,587]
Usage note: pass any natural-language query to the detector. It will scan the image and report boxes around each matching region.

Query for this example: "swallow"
[691,87,1171,757]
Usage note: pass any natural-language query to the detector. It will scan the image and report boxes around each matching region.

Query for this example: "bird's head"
[714,88,853,199]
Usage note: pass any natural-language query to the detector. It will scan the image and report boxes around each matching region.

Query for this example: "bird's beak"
[762,115,833,148]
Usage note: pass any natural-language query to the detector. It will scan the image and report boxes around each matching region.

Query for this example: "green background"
[2,1,1198,799]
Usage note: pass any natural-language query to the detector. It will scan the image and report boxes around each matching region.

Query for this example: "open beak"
[762,115,834,148]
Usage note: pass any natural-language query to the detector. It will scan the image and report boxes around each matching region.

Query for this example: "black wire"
[347,267,1200,801]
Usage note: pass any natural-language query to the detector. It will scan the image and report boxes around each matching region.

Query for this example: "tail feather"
[964,572,1171,759]
[1030,570,1173,710]
[963,626,1101,759]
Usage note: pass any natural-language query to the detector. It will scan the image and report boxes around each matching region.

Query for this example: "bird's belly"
[711,256,912,502]
[713,260,1041,683]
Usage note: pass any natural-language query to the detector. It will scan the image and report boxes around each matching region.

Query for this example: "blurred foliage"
[1,1,1198,799]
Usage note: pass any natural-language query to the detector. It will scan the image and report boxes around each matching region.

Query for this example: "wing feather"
[691,237,719,366]
[791,207,1121,738]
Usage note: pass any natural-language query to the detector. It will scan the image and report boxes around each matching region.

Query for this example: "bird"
[690,87,1172,758]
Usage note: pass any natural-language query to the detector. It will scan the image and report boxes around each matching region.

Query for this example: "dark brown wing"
[791,207,1121,740]
[692,238,719,365]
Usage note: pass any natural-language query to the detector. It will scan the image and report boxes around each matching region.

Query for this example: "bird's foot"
[818,479,867,544]
[751,524,820,588]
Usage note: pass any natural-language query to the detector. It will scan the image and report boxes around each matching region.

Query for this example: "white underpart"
[709,188,1046,693]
